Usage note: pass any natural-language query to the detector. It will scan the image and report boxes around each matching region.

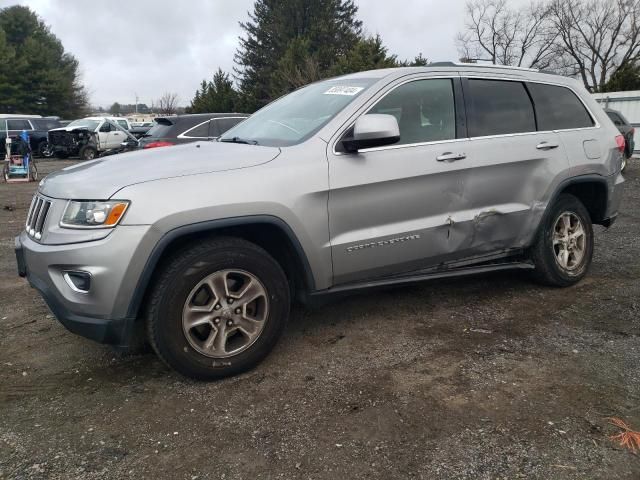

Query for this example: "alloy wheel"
[552,211,586,272]
[182,269,269,358]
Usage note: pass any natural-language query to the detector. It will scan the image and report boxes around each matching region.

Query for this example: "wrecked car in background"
[48,117,138,160]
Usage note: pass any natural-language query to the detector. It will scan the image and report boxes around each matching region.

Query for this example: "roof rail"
[428,61,540,72]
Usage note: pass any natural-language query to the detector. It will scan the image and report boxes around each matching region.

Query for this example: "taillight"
[615,135,625,153]
[143,141,174,149]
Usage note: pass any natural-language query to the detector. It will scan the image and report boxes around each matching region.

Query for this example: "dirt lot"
[1,159,639,480]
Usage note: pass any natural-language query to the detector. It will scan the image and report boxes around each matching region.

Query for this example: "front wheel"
[146,237,290,380]
[79,146,97,160]
[530,194,594,287]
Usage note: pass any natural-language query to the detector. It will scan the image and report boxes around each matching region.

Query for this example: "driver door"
[327,77,473,285]
[98,122,123,149]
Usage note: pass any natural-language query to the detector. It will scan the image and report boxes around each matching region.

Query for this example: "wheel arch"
[554,175,609,225]
[126,215,316,320]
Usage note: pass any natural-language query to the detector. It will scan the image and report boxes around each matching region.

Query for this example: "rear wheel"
[530,194,593,287]
[146,237,290,380]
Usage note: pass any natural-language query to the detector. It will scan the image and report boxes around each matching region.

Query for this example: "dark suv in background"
[0,116,62,157]
[604,108,635,170]
[138,113,247,149]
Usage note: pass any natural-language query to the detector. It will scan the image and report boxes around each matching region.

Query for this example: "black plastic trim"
[545,174,610,225]
[311,261,534,298]
[125,215,316,320]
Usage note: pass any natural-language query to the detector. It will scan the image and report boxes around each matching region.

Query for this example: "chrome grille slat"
[25,194,52,241]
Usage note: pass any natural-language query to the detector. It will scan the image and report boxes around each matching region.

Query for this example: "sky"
[0,0,465,108]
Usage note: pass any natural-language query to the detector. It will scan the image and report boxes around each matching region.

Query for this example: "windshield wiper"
[219,136,258,145]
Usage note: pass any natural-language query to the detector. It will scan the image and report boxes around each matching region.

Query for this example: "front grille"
[25,194,52,241]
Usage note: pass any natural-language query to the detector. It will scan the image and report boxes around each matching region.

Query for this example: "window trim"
[332,75,465,155]
[178,116,248,140]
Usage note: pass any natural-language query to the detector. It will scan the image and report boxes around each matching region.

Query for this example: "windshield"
[67,119,100,131]
[220,78,375,147]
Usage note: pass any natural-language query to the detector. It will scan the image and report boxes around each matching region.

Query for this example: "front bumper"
[15,225,154,346]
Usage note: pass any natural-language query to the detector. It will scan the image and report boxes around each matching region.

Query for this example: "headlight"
[60,200,130,228]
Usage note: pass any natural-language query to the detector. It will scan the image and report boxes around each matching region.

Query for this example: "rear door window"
[7,119,32,131]
[527,83,594,130]
[368,78,456,145]
[467,79,536,137]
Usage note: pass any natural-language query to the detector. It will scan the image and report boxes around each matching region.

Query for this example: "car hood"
[49,126,97,133]
[39,141,281,199]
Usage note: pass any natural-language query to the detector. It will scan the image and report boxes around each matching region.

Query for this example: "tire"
[146,236,290,380]
[530,194,594,287]
[37,141,52,158]
[79,146,97,160]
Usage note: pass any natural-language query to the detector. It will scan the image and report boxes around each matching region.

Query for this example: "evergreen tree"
[189,68,238,113]
[330,35,398,76]
[602,62,640,92]
[0,6,87,117]
[234,0,362,111]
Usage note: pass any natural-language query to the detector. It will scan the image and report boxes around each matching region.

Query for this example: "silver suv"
[15,64,625,379]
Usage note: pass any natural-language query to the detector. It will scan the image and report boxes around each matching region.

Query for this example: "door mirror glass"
[342,114,400,153]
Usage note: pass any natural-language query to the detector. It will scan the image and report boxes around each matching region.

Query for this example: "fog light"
[63,271,91,293]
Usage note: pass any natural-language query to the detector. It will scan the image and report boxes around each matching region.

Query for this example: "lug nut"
[213,318,220,324]
[235,308,241,314]
[227,320,233,327]
[214,304,221,310]
[227,298,234,304]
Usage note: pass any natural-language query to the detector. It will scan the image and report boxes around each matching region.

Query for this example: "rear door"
[327,76,473,285]
[460,77,570,255]
[527,83,600,174]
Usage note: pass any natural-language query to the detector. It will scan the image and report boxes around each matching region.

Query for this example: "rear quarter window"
[7,119,32,130]
[212,117,246,137]
[467,79,536,137]
[527,83,594,130]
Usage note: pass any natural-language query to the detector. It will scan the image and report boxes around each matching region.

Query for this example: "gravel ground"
[1,159,639,480]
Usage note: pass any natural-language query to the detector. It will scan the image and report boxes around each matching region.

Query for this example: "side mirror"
[342,114,400,153]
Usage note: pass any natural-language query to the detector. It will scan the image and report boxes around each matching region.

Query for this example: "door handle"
[536,141,559,150]
[436,152,466,162]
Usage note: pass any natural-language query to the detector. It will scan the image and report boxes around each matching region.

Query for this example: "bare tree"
[458,0,640,91]
[549,0,640,91]
[156,92,179,115]
[457,0,558,69]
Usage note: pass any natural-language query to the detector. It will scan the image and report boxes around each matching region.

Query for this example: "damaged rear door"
[460,77,569,256]
[328,76,473,285]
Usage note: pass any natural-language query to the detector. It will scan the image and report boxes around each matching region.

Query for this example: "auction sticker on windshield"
[324,86,364,96]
